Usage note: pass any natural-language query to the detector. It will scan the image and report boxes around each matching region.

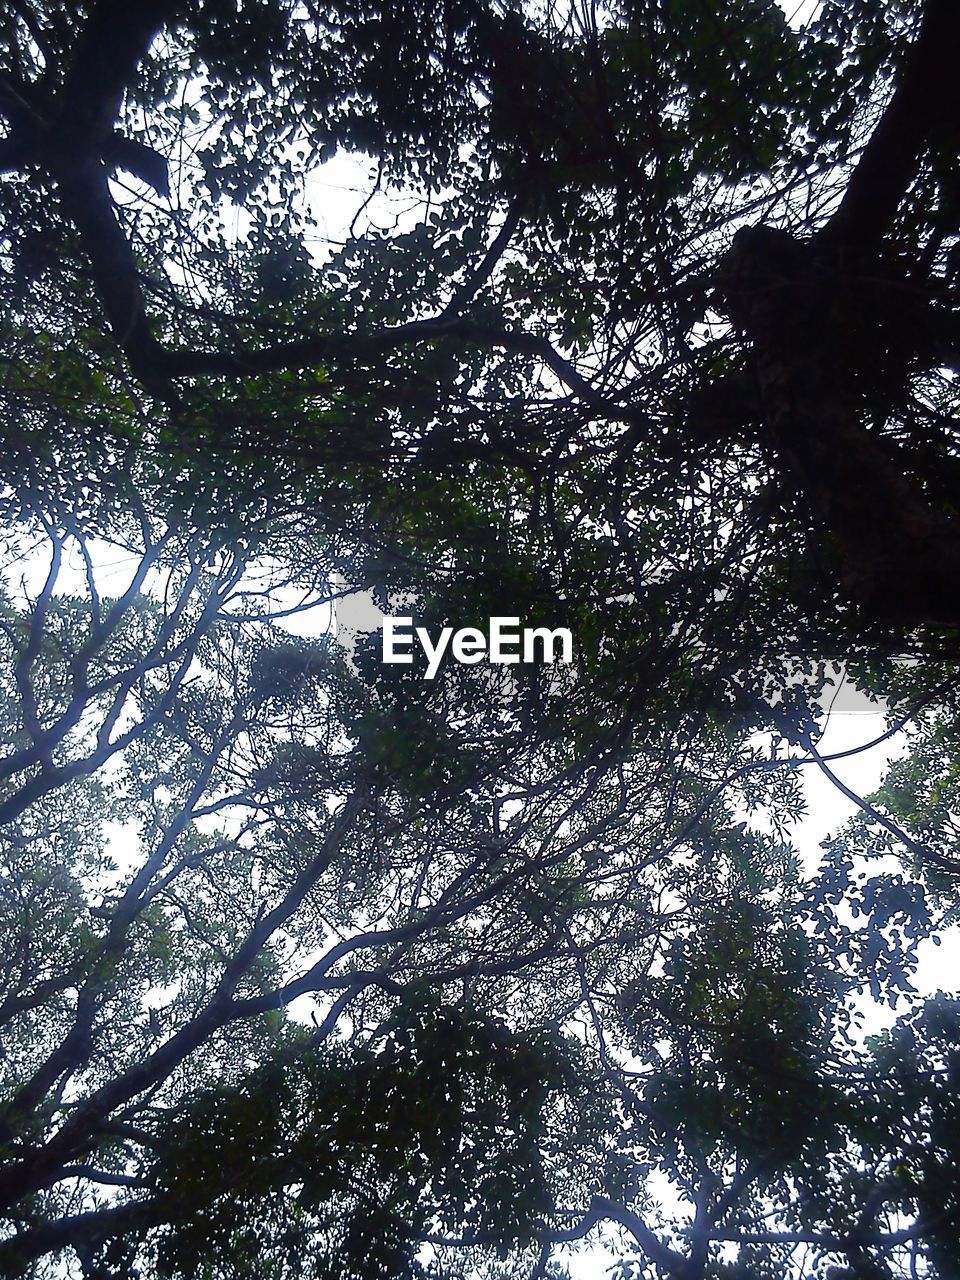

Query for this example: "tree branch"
[55,163,166,390]
[50,0,178,151]
[0,1198,168,1275]
[548,1197,687,1274]
[822,0,960,250]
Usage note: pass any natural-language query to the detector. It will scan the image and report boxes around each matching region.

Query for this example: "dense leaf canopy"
[1,1,960,1278]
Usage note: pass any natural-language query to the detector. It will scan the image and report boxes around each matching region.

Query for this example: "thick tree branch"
[104,132,169,197]
[719,224,960,626]
[0,2,176,391]
[0,1199,168,1276]
[548,1197,687,1274]
[55,163,166,388]
[158,315,644,426]
[426,1195,687,1274]
[703,0,960,628]
[0,134,29,170]
[50,0,178,152]
[0,69,39,132]
[822,0,960,250]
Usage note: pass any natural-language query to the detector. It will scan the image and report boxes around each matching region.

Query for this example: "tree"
[0,487,823,1277]
[3,0,959,628]
[2,0,960,1277]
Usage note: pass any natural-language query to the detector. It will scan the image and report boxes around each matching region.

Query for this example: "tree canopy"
[2,1,960,1277]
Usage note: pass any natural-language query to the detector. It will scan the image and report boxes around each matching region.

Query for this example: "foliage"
[2,0,960,1278]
